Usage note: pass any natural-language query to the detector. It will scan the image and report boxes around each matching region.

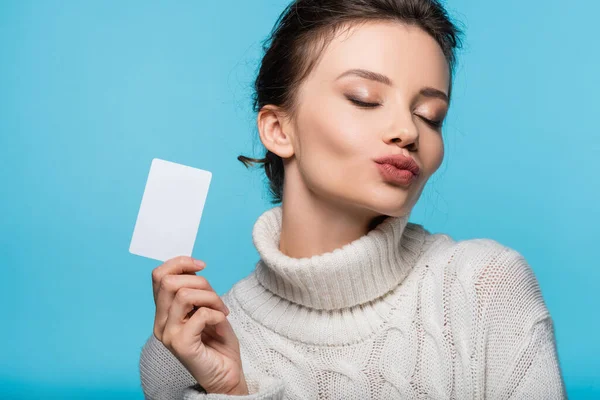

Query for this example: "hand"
[151,255,249,395]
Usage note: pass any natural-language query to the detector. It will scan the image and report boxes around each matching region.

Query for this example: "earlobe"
[257,105,295,159]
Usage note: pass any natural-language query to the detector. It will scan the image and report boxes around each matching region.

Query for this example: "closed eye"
[347,96,444,129]
[419,116,443,129]
[346,97,380,108]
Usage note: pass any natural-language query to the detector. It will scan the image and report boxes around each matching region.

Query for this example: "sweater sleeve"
[473,244,567,399]
[182,373,286,399]
[505,316,567,399]
[139,333,286,399]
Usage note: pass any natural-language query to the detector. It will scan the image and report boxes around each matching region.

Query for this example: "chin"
[364,201,412,220]
[362,187,413,215]
[378,207,410,218]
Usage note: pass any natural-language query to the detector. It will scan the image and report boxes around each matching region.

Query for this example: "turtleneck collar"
[251,205,426,310]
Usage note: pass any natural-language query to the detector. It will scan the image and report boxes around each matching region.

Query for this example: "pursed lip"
[373,154,420,177]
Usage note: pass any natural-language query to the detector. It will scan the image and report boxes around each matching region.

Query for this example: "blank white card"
[129,158,212,262]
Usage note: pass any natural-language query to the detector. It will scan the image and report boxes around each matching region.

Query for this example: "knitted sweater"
[139,206,567,399]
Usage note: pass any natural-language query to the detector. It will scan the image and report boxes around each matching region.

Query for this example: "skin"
[257,20,450,259]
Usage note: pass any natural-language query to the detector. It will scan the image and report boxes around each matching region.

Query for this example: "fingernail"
[193,259,206,268]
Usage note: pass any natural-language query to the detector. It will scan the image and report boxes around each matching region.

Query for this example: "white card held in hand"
[129,158,212,262]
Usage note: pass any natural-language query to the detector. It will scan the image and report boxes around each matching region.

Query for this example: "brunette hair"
[238,0,465,204]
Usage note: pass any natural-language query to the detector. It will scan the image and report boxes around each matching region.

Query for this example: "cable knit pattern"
[139,206,567,399]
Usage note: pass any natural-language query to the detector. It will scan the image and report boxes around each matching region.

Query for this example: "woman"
[139,0,567,398]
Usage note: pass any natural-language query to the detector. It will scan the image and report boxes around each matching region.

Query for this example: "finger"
[152,255,206,298]
[170,307,227,365]
[162,288,229,338]
[183,306,227,343]
[155,275,225,333]
[156,273,217,316]
[153,255,206,285]
[189,309,238,349]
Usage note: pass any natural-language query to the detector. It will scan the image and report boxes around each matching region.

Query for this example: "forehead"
[307,20,450,92]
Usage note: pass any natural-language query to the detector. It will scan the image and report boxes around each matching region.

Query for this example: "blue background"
[1,0,597,398]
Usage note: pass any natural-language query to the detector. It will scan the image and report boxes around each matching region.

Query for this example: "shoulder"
[421,230,533,288]
[414,225,519,278]
[453,238,538,292]
[455,237,527,285]
[453,237,550,323]
[417,229,550,321]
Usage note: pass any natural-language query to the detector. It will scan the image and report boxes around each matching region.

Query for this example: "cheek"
[295,100,373,193]
[299,98,370,162]
[420,133,444,176]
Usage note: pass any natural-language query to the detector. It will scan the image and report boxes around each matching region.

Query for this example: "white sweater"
[139,206,567,399]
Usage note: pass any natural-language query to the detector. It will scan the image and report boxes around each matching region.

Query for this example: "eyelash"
[347,97,443,129]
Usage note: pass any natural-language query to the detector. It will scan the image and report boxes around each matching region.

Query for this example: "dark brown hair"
[238,0,465,204]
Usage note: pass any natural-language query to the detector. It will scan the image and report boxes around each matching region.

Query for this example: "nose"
[383,124,419,152]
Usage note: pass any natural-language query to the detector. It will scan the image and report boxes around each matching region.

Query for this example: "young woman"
[139,1,567,398]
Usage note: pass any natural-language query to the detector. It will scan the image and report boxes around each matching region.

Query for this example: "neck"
[278,191,392,259]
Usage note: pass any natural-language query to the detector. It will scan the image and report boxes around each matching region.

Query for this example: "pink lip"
[374,154,420,186]
[373,154,421,176]
[375,163,417,186]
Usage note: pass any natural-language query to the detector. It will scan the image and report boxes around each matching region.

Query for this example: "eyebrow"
[335,68,449,104]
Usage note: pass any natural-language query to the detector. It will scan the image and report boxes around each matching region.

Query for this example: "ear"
[256,105,295,159]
